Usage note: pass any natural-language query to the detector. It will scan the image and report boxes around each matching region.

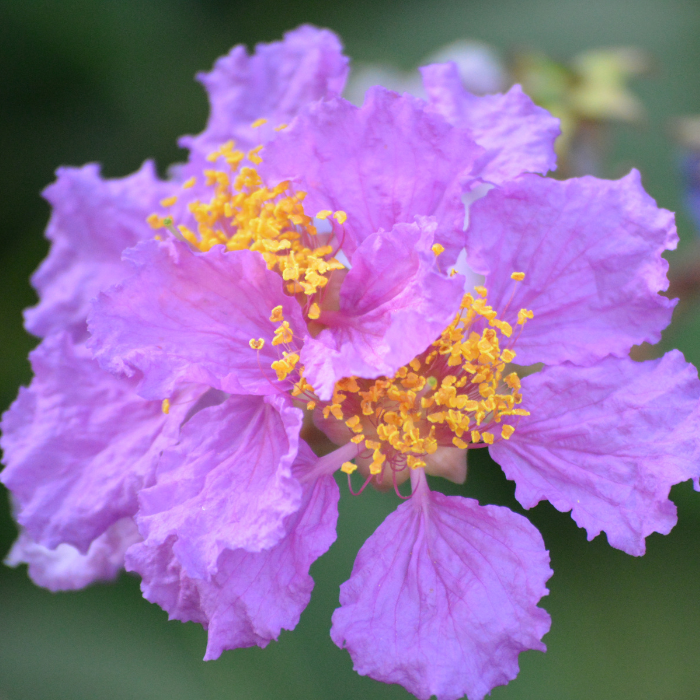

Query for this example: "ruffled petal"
[260,87,482,261]
[126,442,339,655]
[88,241,307,399]
[25,162,171,339]
[6,518,141,592]
[466,171,677,366]
[134,393,303,579]
[180,25,348,167]
[331,488,551,700]
[0,333,195,552]
[491,352,700,556]
[301,218,464,399]
[421,62,559,183]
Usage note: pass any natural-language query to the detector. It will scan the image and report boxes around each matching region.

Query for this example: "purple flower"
[3,24,700,700]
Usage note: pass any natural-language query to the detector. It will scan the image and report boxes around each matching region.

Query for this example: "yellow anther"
[251,118,268,128]
[365,440,381,451]
[345,415,361,430]
[341,462,357,475]
[160,196,178,207]
[407,455,426,469]
[271,352,299,381]
[274,123,288,131]
[333,211,347,224]
[452,437,468,449]
[504,372,521,390]
[471,430,481,443]
[517,308,534,325]
[161,398,170,414]
[272,321,293,346]
[316,210,332,220]
[307,400,317,411]
[351,434,365,444]
[247,145,264,164]
[369,450,386,475]
[147,213,164,229]
[249,338,265,350]
[511,272,526,281]
[475,286,488,297]
[501,349,517,363]
[431,244,445,256]
[330,404,344,420]
[308,303,321,320]
[482,432,494,445]
[270,306,284,323]
[501,424,515,440]
[183,177,196,189]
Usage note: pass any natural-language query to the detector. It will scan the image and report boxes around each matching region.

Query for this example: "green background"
[1,1,700,698]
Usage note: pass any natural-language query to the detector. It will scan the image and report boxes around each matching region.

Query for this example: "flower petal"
[466,171,677,366]
[6,518,141,592]
[180,25,348,167]
[24,162,171,339]
[126,442,339,655]
[0,333,194,552]
[331,490,551,700]
[134,393,303,579]
[491,352,700,556]
[260,87,482,261]
[302,218,464,399]
[422,62,560,183]
[88,241,307,399]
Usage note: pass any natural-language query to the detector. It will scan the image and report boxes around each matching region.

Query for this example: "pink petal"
[88,241,307,399]
[492,352,700,555]
[466,171,677,366]
[331,489,551,700]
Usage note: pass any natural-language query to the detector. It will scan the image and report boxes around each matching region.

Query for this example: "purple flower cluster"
[3,25,700,700]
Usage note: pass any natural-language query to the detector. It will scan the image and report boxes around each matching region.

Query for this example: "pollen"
[510,271,526,281]
[160,196,178,207]
[183,177,196,189]
[333,211,347,224]
[249,338,265,350]
[150,140,346,303]
[431,244,445,256]
[251,118,268,128]
[341,462,357,475]
[305,285,527,479]
[308,303,321,320]
[161,398,170,414]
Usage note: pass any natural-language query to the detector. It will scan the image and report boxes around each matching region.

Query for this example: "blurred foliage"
[1,0,700,698]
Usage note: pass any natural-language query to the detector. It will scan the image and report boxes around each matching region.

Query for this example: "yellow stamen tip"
[274,123,288,131]
[182,177,196,189]
[308,303,321,320]
[251,118,268,128]
[270,306,284,323]
[160,196,178,208]
[333,210,347,224]
[431,244,445,256]
[249,338,265,350]
[341,462,357,475]
[161,398,170,414]
[511,271,526,281]
[316,210,332,220]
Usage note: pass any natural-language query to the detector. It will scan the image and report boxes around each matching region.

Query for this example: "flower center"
[252,281,533,485]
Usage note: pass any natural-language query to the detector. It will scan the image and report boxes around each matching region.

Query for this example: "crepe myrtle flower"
[2,25,700,700]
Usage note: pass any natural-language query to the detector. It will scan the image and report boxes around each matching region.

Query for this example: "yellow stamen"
[161,398,170,414]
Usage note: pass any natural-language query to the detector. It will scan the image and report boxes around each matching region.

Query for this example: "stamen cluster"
[148,129,345,308]
[251,281,533,480]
